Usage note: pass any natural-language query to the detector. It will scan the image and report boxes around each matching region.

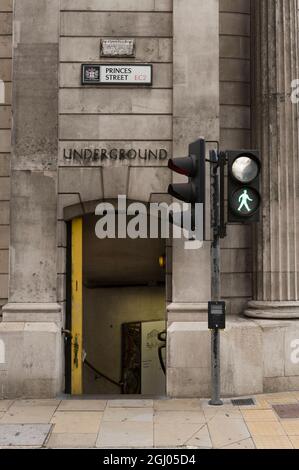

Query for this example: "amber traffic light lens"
[232,156,259,183]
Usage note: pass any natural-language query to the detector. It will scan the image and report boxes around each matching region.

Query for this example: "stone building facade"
[0,0,298,398]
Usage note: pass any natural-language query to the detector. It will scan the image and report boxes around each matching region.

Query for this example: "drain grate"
[231,398,255,407]
[273,404,299,419]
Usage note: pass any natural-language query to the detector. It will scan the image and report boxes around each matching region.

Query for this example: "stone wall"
[0,0,12,316]
[57,0,174,311]
[0,1,254,319]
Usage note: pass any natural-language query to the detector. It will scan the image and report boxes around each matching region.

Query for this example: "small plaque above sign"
[82,64,152,86]
[100,38,135,58]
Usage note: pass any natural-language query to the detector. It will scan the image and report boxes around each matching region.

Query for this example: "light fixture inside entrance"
[159,255,166,269]
[232,155,259,183]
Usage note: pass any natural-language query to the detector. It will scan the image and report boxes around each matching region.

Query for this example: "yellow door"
[71,217,83,394]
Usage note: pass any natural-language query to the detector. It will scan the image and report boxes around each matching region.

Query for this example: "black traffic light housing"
[227,150,261,223]
[168,138,206,235]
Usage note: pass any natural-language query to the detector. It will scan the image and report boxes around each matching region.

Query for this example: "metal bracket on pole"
[219,151,227,239]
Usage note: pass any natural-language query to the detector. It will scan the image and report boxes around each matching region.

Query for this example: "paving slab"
[289,436,299,449]
[280,419,299,436]
[268,398,299,405]
[241,409,278,422]
[201,400,241,419]
[250,398,272,410]
[261,392,297,400]
[12,399,60,407]
[185,424,212,448]
[0,446,42,449]
[154,399,202,411]
[0,405,57,424]
[154,410,205,424]
[0,424,51,447]
[203,407,242,420]
[107,399,153,408]
[51,411,102,434]
[154,422,203,448]
[257,393,298,405]
[97,421,153,448]
[103,407,153,423]
[273,404,299,419]
[57,400,107,412]
[46,433,97,448]
[0,400,13,412]
[222,438,255,449]
[253,435,293,449]
[246,421,286,437]
[207,416,251,448]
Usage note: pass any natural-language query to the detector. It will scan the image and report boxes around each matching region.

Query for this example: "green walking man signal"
[238,189,253,212]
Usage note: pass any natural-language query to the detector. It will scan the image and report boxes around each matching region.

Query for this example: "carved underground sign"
[82,64,152,86]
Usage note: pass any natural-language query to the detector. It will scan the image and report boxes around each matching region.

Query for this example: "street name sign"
[82,64,152,86]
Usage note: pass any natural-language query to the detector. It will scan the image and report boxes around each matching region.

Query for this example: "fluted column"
[246,0,299,318]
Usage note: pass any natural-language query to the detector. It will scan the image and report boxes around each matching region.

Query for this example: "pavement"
[0,392,299,449]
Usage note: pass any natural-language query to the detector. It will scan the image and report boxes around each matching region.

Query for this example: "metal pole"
[211,156,221,300]
[210,327,222,405]
[209,152,223,406]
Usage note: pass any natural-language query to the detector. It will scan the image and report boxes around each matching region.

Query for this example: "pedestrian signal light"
[227,151,261,223]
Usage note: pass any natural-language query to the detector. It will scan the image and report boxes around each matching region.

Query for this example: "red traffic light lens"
[168,159,190,176]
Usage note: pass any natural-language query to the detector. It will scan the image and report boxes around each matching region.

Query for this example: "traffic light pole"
[167,139,227,405]
[210,151,221,300]
[209,150,223,406]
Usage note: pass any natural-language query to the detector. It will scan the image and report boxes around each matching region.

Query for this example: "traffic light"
[168,138,206,233]
[227,150,261,223]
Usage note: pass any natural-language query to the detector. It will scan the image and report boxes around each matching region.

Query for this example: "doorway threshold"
[57,394,167,401]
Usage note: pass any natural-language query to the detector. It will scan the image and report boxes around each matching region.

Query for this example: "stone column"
[245,0,299,318]
[0,0,62,397]
[167,0,219,397]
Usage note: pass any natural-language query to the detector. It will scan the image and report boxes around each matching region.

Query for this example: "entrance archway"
[65,202,168,396]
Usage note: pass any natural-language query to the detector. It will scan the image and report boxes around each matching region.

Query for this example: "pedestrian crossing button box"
[208,301,226,330]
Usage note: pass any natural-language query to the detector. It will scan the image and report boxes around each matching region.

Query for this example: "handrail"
[158,330,166,374]
[84,359,123,389]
